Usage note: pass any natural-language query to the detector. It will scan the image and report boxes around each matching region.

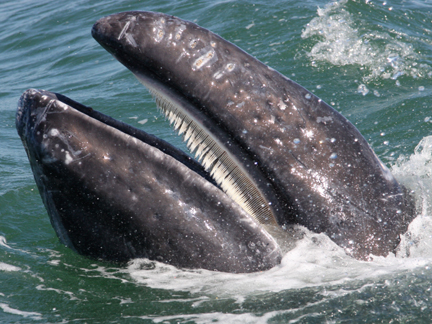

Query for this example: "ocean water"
[1,0,432,322]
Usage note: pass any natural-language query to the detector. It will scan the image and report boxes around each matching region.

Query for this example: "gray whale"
[16,11,415,272]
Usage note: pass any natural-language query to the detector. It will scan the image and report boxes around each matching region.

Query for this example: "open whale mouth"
[17,88,284,273]
[16,11,415,272]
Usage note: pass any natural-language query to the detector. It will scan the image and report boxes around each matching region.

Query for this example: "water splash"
[0,303,42,320]
[393,136,432,259]
[301,0,432,83]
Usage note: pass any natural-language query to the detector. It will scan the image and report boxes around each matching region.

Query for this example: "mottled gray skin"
[92,11,415,259]
[16,89,282,273]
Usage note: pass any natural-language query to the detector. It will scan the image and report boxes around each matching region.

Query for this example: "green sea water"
[1,0,432,322]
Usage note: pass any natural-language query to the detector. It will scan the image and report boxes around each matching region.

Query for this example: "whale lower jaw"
[17,88,284,273]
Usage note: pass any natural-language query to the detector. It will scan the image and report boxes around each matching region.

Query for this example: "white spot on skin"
[277,100,287,111]
[259,145,274,153]
[214,71,224,79]
[152,18,166,43]
[49,129,60,137]
[189,39,198,48]
[192,50,216,70]
[317,116,333,124]
[269,115,276,124]
[64,151,73,165]
[226,63,235,71]
[154,28,165,42]
[174,24,186,40]
[176,51,188,64]
[54,101,69,111]
[303,129,314,138]
[204,220,214,232]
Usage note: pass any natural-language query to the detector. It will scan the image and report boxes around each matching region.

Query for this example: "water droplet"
[357,84,369,96]
[419,86,425,91]
[293,138,300,144]
[330,153,338,159]
[305,93,311,100]
[330,138,336,143]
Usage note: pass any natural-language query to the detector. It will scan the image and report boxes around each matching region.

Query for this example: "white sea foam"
[0,262,21,272]
[0,303,42,320]
[134,311,277,324]
[0,236,29,255]
[301,0,432,83]
[36,285,79,301]
[392,136,432,259]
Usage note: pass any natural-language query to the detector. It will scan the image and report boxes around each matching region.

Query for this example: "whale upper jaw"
[91,11,415,259]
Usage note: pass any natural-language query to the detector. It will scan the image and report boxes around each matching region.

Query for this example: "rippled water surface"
[1,0,432,322]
